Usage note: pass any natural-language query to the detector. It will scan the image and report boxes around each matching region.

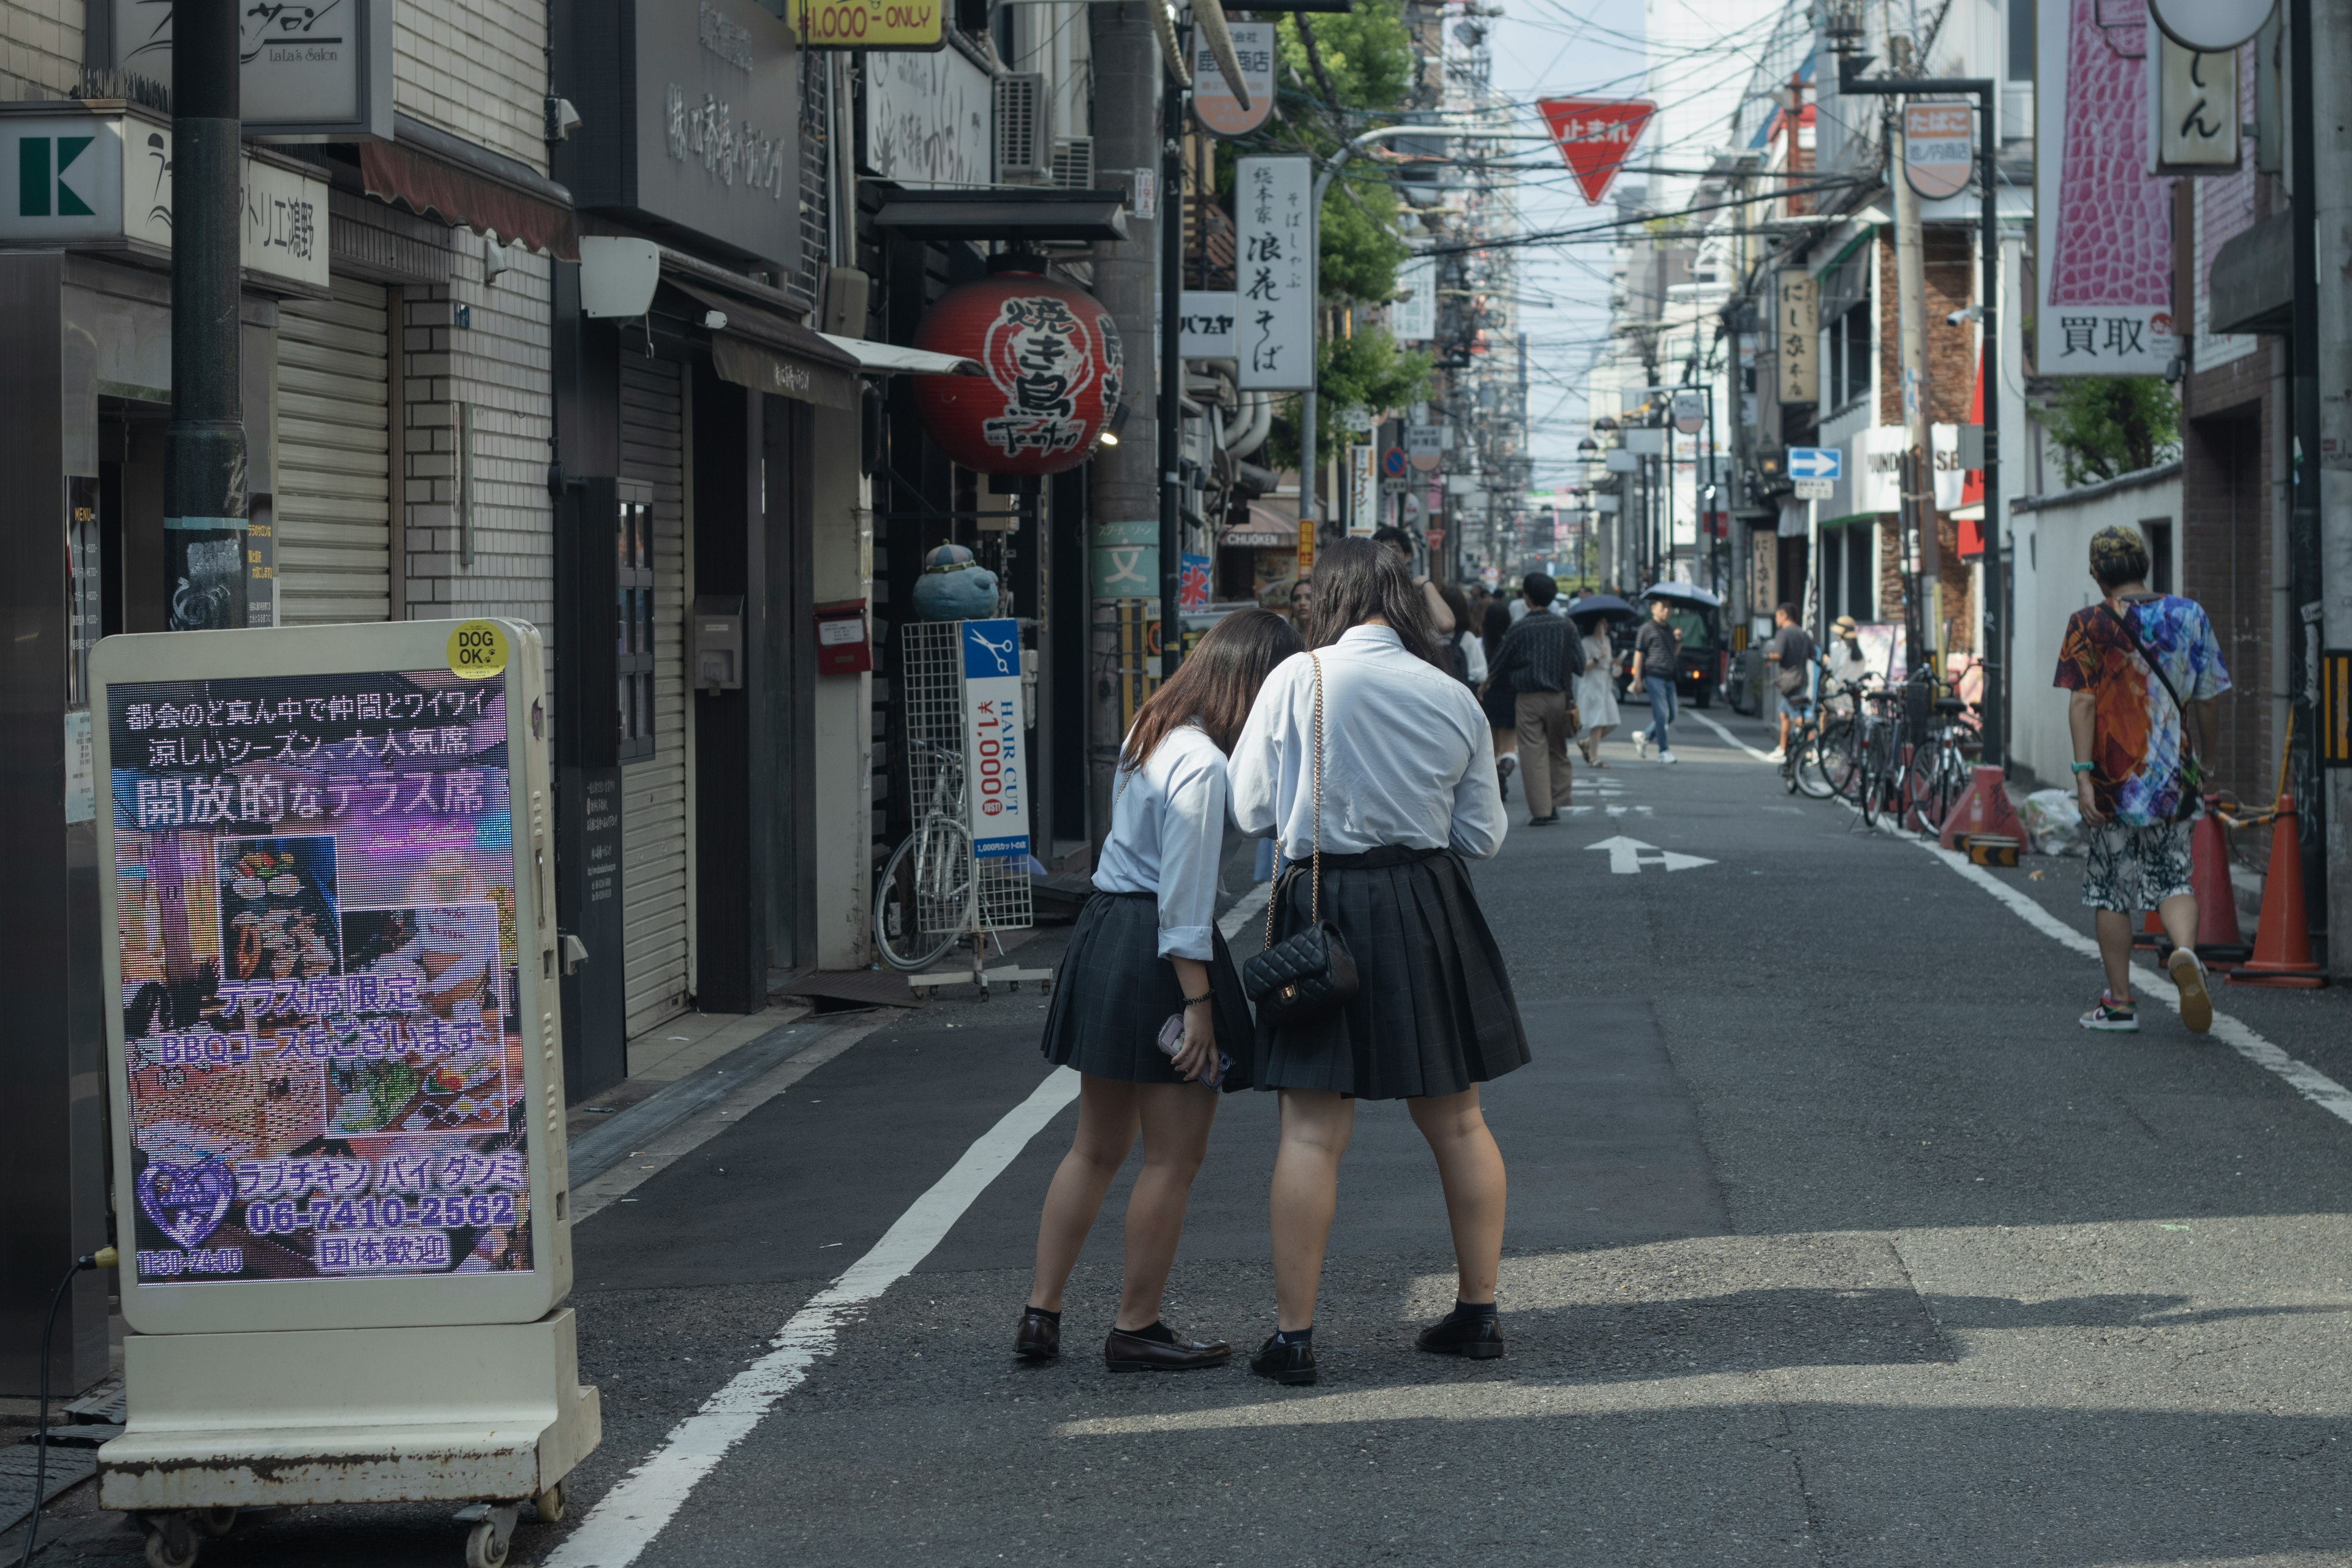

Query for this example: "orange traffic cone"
[1939,764,2030,852]
[2228,792,2328,988]
[2187,801,2249,967]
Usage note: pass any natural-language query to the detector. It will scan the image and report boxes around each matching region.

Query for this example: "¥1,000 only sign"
[107,666,532,1287]
[962,619,1030,862]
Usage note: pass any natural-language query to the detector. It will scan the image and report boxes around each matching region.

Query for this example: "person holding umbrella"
[1567,595,1630,764]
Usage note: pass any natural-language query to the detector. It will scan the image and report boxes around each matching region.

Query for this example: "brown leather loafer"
[1014,1308,1061,1362]
[1103,1325,1231,1373]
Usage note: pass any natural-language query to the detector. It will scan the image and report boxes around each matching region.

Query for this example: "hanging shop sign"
[1349,444,1378,535]
[960,619,1030,862]
[567,0,798,264]
[91,620,571,1332]
[1776,272,1818,404]
[0,108,329,292]
[1178,553,1213,610]
[1534,97,1654,206]
[913,271,1123,475]
[1671,393,1706,435]
[1193,20,1275,138]
[794,0,943,48]
[1234,156,1314,391]
[2035,0,2175,375]
[1180,290,1238,358]
[112,0,393,140]
[2148,24,2241,173]
[1902,101,1974,201]
[861,45,989,186]
[1392,254,1436,344]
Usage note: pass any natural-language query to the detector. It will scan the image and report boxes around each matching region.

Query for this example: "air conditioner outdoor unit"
[1050,136,1095,191]
[995,74,1054,183]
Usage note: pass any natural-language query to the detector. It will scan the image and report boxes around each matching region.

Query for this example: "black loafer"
[1415,1311,1505,1359]
[1104,1326,1231,1373]
[1014,1308,1061,1362]
[1249,1334,1318,1385]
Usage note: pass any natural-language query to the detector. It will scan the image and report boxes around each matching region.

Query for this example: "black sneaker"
[1415,1311,1505,1359]
[1249,1333,1317,1385]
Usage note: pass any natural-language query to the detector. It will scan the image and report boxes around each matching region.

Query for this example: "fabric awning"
[359,114,577,258]
[665,277,862,410]
[816,333,984,377]
[1221,500,1298,548]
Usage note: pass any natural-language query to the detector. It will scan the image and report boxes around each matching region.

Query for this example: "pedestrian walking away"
[1022,608,1304,1372]
[2055,525,2228,1036]
[1630,597,1681,762]
[1435,581,1485,688]
[1479,600,1518,801]
[1229,537,1528,1387]
[1573,616,1622,765]
[1763,602,1815,763]
[1485,573,1584,824]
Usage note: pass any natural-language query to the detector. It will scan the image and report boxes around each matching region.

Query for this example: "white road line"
[1219,882,1270,941]
[543,1066,1083,1568]
[1688,708,1776,762]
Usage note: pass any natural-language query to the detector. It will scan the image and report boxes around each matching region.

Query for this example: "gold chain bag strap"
[1240,652,1362,1025]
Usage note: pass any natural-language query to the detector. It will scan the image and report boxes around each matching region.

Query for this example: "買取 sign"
[960,619,1030,862]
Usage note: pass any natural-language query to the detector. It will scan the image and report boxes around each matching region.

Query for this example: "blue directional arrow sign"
[1787,446,1842,482]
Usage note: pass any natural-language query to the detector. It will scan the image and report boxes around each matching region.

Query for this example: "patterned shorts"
[2082,818,2195,914]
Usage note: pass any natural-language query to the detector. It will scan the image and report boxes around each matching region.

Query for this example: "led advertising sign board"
[93,620,569,1335]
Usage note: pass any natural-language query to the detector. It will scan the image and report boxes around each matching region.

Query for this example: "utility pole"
[2289,0,2336,960]
[165,0,249,630]
[1158,62,1185,679]
[1888,54,1938,676]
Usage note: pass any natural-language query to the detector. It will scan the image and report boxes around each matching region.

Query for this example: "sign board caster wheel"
[193,1507,240,1539]
[140,1513,202,1568]
[454,1502,520,1568]
[533,1480,567,1523]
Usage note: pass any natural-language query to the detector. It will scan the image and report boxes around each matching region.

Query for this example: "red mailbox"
[814,599,872,675]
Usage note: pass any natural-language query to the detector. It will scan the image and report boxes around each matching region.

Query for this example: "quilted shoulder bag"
[1240,653,1361,1025]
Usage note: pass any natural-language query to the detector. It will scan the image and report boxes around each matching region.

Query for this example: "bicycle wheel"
[1902,740,1949,833]
[1793,725,1839,799]
[1860,727,1896,827]
[873,823,968,972]
[1820,716,1863,799]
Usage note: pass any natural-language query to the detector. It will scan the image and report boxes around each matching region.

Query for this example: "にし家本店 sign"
[961,619,1030,862]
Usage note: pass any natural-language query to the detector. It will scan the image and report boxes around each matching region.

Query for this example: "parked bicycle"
[872,739,975,971]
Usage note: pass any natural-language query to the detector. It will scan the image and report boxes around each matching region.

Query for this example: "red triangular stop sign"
[1536,97,1656,205]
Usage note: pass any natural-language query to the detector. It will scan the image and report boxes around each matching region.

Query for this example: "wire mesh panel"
[896,620,1033,938]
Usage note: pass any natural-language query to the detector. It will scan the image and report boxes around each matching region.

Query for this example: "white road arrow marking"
[1585,834,1716,875]
[1604,804,1654,818]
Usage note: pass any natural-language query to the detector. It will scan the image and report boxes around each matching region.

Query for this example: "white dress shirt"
[1229,625,1507,862]
[1093,722,1229,960]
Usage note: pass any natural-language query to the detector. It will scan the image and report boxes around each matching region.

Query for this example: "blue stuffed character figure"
[911,543,1001,622]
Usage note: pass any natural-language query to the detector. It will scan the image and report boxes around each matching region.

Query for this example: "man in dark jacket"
[1484,573,1585,824]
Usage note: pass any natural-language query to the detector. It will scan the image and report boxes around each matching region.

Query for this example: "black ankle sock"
[1450,1300,1498,1319]
[1122,1321,1175,1343]
[1273,1325,1314,1346]
[1025,1304,1062,1321]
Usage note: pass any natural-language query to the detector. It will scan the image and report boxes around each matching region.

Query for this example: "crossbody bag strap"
[2104,600,2193,744]
[1310,651,1324,929]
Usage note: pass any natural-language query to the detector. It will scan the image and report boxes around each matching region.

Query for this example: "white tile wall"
[394,0,549,173]
[399,251,556,641]
[2,0,81,99]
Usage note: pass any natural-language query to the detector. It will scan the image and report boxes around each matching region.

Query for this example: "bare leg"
[2157,892,2198,959]
[1268,1090,1355,1331]
[1027,1074,1139,1312]
[2092,909,2136,1002]
[1114,1084,1221,1330]
[1407,1088,1507,1305]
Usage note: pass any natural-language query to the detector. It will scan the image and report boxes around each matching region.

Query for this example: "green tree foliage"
[2031,377,2181,488]
[1264,328,1431,470]
[1273,2,1414,113]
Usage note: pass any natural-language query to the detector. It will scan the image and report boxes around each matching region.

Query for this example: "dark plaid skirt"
[1041,891,1257,1090]
[1254,846,1529,1101]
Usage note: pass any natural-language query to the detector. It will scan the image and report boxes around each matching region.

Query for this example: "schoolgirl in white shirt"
[1017,608,1303,1373]
[1227,537,1529,1385]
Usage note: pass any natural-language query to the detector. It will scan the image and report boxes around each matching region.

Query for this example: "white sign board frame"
[1235,156,1314,391]
[960,619,1031,863]
[1179,290,1238,360]
[113,0,393,141]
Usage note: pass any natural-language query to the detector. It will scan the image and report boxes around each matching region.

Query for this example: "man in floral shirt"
[2054,526,2228,1035]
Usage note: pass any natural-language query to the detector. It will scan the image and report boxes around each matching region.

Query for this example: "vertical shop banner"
[1776,273,1817,404]
[960,619,1030,862]
[1348,443,1377,535]
[1178,553,1212,609]
[1235,156,1314,391]
[1393,255,1436,343]
[104,659,530,1286]
[2037,0,2176,375]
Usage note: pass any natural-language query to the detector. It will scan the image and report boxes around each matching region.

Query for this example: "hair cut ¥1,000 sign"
[108,667,533,1287]
[961,619,1030,862]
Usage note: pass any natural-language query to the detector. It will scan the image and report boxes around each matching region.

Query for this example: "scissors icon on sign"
[968,627,1018,675]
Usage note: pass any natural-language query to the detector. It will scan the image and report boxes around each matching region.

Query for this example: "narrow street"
[24,709,2352,1567]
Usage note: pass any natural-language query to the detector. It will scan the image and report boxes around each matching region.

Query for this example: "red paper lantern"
[911,271,1123,476]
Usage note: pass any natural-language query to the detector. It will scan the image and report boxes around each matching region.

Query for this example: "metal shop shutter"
[276,277,391,625]
[619,355,693,1038]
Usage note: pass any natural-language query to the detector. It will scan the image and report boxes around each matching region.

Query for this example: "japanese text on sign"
[1235,156,1313,391]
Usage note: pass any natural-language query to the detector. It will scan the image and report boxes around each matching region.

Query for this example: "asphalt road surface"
[20,705,2352,1568]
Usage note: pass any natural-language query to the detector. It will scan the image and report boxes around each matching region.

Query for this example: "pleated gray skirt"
[1253,846,1529,1101]
[1040,891,1257,1089]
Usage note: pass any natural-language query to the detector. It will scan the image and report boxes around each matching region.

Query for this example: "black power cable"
[18,1247,114,1568]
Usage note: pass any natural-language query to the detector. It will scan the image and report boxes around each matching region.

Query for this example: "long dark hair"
[1307,536,1447,668]
[1120,607,1305,772]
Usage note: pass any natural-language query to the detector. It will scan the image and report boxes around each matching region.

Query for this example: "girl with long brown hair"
[1228,537,1528,1385]
[1017,608,1304,1372]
